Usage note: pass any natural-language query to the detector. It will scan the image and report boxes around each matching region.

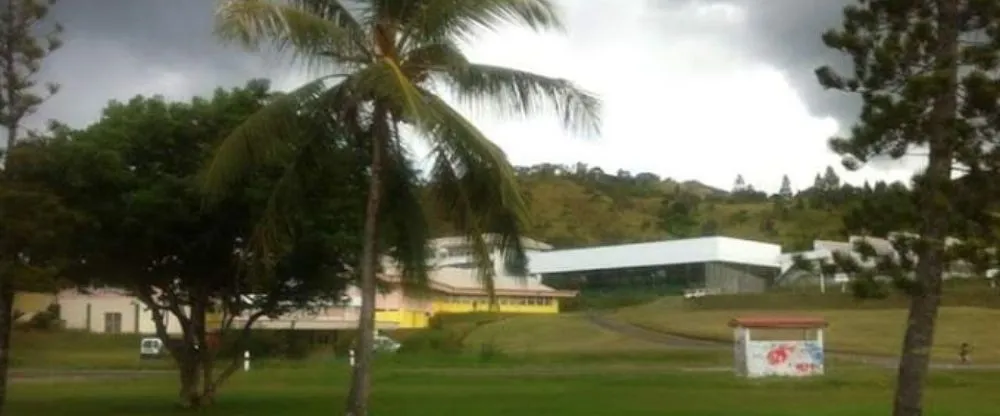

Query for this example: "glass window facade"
[541,261,778,295]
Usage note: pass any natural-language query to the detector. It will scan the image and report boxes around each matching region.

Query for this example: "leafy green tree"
[28,81,366,408]
[732,174,746,193]
[817,0,1000,414]
[207,2,600,414]
[842,180,918,236]
[0,0,62,412]
[699,219,719,236]
[657,191,699,238]
[821,166,840,191]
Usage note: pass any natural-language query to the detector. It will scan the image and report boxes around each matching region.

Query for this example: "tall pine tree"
[817,1,1000,414]
[822,165,840,190]
[0,0,62,413]
[732,174,747,192]
[778,174,793,199]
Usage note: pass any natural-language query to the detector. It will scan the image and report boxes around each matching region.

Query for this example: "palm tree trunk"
[345,104,388,416]
[891,1,957,415]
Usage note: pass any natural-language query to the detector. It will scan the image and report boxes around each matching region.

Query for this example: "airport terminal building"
[528,237,782,295]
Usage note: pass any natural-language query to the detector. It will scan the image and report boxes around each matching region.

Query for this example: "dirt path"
[584,313,1000,371]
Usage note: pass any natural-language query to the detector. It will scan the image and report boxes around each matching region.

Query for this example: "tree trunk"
[178,355,201,408]
[891,1,957,415]
[0,284,14,416]
[193,293,215,407]
[344,104,388,416]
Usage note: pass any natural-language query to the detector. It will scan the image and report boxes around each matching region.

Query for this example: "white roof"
[430,267,558,292]
[527,236,781,274]
[429,235,553,251]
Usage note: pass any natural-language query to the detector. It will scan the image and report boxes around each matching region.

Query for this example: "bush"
[16,304,63,331]
[477,341,504,362]
[332,331,357,356]
[398,313,509,355]
[850,276,890,299]
[399,328,463,354]
[216,330,319,360]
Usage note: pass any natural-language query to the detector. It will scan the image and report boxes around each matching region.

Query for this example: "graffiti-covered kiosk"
[730,316,827,378]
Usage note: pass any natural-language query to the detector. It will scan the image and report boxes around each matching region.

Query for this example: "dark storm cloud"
[652,0,858,128]
[36,0,858,133]
[26,0,277,130]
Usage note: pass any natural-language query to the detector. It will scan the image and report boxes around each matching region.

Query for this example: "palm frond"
[288,0,364,30]
[399,0,564,43]
[377,124,431,292]
[200,76,335,202]
[215,0,371,69]
[413,88,531,291]
[401,40,467,74]
[438,63,602,137]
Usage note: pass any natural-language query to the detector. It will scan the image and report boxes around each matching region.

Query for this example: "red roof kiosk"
[729,317,828,378]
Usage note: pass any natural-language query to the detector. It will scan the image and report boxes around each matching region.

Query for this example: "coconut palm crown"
[207,0,600,291]
[204,1,600,414]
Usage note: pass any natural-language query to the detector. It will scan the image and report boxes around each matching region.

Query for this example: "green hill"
[425,162,918,250]
[430,163,918,251]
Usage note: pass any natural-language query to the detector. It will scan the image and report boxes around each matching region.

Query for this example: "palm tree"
[205,1,600,415]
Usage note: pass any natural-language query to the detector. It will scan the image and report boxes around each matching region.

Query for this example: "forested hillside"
[427,163,918,251]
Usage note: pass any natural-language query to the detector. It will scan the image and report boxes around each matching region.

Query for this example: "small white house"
[57,288,184,335]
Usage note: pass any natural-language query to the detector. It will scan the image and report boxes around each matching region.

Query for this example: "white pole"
[818,261,826,294]
[349,348,356,367]
[243,350,250,372]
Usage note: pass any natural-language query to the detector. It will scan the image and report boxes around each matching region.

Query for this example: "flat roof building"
[528,236,782,295]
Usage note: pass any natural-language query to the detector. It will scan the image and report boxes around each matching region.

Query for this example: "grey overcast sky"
[23,0,920,192]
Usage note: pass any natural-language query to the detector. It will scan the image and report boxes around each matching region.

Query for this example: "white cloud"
[409,0,919,192]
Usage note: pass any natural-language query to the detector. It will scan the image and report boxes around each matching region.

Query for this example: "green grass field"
[12,290,1000,415]
[11,331,174,370]
[463,314,662,354]
[11,360,1000,416]
[614,296,1000,362]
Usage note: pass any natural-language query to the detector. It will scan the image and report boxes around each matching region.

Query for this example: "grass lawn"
[11,330,174,370]
[615,298,1000,362]
[463,314,664,354]
[10,360,1000,416]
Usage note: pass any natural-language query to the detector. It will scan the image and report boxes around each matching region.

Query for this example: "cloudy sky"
[27,0,922,193]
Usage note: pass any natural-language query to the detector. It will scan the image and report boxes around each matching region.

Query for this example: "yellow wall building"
[209,236,577,331]
[376,266,576,328]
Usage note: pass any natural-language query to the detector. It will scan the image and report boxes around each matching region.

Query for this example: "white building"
[527,236,782,294]
[57,288,185,335]
[422,235,553,278]
[776,234,984,290]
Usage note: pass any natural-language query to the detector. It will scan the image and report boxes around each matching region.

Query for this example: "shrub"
[477,341,504,362]
[16,304,63,331]
[399,328,463,354]
[850,275,890,299]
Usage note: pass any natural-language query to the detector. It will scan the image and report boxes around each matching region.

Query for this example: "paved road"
[584,313,1000,371]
